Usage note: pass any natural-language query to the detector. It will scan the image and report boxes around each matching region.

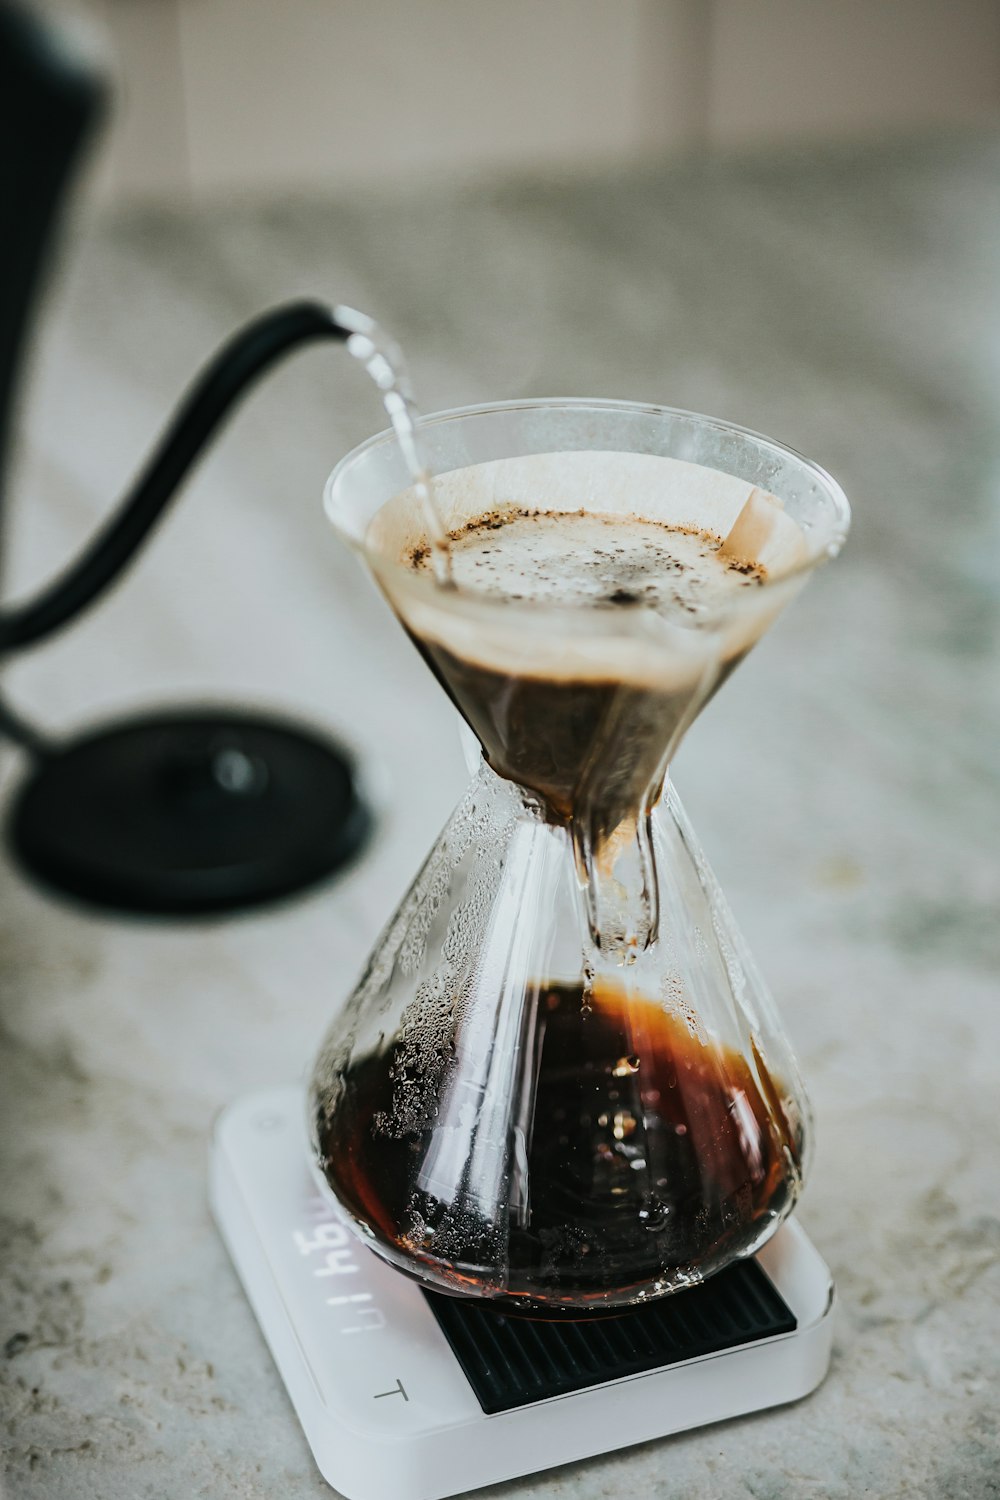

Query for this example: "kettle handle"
[0,8,354,655]
[0,299,350,652]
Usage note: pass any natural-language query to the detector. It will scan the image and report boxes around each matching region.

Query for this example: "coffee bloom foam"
[366,452,810,690]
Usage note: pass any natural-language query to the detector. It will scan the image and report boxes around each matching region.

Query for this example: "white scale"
[210,1087,836,1500]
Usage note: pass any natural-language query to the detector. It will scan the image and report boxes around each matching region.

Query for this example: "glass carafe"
[309,400,850,1316]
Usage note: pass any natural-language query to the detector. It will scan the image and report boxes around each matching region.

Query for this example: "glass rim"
[324,396,852,604]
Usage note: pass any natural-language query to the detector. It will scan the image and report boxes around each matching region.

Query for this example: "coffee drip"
[310,398,850,1314]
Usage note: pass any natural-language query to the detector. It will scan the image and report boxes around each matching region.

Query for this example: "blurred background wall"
[58,0,1000,203]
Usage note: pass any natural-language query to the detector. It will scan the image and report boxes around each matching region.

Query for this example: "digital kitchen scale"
[210,1088,835,1500]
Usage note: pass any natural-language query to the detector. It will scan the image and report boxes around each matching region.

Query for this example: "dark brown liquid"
[418,641,698,835]
[315,982,801,1314]
[404,511,762,837]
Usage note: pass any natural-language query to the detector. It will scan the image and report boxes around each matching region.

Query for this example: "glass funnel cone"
[310,400,849,1315]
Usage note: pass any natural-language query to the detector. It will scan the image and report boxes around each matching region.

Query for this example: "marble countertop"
[2,135,999,1499]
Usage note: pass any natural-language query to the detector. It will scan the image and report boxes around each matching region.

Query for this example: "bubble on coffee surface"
[406,507,765,622]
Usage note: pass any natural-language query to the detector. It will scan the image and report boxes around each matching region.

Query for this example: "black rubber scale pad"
[425,1258,796,1414]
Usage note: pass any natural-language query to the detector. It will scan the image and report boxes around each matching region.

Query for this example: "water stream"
[336,304,453,587]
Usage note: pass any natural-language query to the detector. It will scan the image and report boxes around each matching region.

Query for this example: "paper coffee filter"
[364,451,809,688]
[366,450,810,576]
[394,586,721,691]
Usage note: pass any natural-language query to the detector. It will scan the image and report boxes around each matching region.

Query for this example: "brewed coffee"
[315,979,800,1315]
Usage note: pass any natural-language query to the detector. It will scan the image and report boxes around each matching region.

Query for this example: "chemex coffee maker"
[211,400,850,1498]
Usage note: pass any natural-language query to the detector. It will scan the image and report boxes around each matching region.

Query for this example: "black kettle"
[0,1,369,914]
